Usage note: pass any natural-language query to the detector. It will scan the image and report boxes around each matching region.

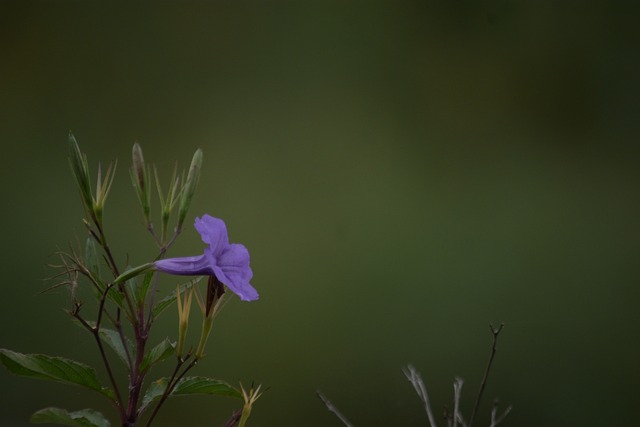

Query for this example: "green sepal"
[31,407,110,427]
[0,349,114,400]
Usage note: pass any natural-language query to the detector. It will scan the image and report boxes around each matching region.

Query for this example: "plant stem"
[124,320,148,426]
[71,286,125,417]
[144,356,198,427]
[468,324,504,427]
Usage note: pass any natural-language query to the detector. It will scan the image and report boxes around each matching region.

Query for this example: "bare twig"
[316,390,355,427]
[403,364,438,427]
[468,324,504,427]
[452,377,467,427]
[489,399,512,427]
[144,355,198,427]
[70,286,124,413]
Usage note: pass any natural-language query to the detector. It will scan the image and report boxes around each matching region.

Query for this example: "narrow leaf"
[140,338,175,372]
[70,321,131,368]
[139,378,167,414]
[98,328,131,367]
[106,286,125,308]
[137,271,155,307]
[139,376,241,416]
[172,376,241,398]
[84,237,100,278]
[0,349,114,400]
[31,407,110,427]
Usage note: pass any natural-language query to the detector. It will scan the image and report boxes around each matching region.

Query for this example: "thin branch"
[468,323,504,427]
[144,272,161,332]
[316,390,355,427]
[222,409,242,427]
[403,365,438,427]
[452,377,467,427]
[114,318,133,370]
[489,399,512,427]
[144,355,199,427]
[70,295,124,411]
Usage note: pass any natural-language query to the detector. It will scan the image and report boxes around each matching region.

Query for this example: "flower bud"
[68,132,94,215]
[131,142,150,222]
[177,148,203,231]
[194,276,225,359]
[176,285,194,358]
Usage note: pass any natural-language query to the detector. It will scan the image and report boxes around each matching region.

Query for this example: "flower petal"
[194,215,229,257]
[154,254,213,276]
[214,244,258,301]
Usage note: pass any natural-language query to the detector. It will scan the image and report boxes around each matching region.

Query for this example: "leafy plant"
[1,134,262,427]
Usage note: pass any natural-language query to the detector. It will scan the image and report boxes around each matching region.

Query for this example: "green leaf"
[70,320,131,367]
[139,378,167,414]
[31,407,110,427]
[106,286,125,309]
[151,292,176,318]
[124,270,155,308]
[137,271,155,307]
[140,338,175,372]
[98,328,132,367]
[173,376,241,398]
[139,376,241,415]
[84,237,100,278]
[0,349,114,400]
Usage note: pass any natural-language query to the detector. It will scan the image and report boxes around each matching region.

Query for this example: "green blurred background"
[1,1,639,426]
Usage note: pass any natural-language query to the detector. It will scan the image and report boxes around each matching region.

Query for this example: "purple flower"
[155,214,258,301]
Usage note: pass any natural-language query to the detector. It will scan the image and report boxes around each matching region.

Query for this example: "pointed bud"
[68,132,95,215]
[176,285,194,357]
[177,148,203,231]
[131,143,151,222]
[93,160,117,226]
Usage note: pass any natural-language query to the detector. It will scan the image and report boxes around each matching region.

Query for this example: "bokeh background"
[1,2,639,426]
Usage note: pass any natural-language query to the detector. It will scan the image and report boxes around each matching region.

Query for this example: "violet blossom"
[155,214,258,301]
